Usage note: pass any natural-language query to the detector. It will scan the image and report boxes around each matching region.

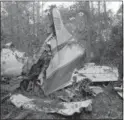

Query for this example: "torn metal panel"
[52,8,72,46]
[46,63,118,95]
[37,7,86,95]
[43,44,85,95]
[78,64,119,82]
[10,94,34,108]
[117,92,123,98]
[47,99,92,116]
[10,94,92,116]
[114,87,123,92]
[10,94,43,112]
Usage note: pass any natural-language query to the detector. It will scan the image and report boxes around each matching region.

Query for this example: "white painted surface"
[46,44,85,78]
[59,64,119,90]
[10,94,34,108]
[1,48,26,77]
[49,99,92,116]
[78,63,119,82]
[10,93,92,115]
[10,94,42,111]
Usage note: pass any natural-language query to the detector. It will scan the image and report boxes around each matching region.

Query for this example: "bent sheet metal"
[10,94,92,116]
[40,7,86,95]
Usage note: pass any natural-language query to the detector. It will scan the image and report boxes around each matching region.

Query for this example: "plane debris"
[10,93,92,116]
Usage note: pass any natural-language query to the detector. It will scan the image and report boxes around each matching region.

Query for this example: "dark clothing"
[28,49,52,81]
[20,43,52,92]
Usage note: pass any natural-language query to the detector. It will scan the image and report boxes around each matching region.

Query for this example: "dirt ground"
[1,82,123,119]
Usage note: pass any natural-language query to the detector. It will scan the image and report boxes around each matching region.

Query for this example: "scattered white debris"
[48,99,92,116]
[114,86,123,99]
[117,92,123,99]
[57,63,118,91]
[14,50,26,58]
[84,63,95,67]
[65,89,75,98]
[114,86,123,92]
[89,86,104,95]
[77,63,119,82]
[57,89,75,102]
[10,94,43,112]
[4,42,13,47]
[10,94,34,108]
[10,94,92,116]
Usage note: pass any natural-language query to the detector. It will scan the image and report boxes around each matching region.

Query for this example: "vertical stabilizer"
[52,8,72,45]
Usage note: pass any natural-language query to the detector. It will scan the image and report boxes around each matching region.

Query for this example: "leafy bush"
[100,23,122,79]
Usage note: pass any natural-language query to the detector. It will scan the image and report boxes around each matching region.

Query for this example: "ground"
[1,81,123,119]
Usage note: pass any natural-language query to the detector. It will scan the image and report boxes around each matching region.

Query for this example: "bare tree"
[16,2,20,42]
[84,1,92,62]
[33,1,35,35]
[10,2,14,40]
[98,1,101,39]
[103,1,108,28]
[36,1,40,38]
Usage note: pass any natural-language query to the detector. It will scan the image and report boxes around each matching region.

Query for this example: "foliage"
[1,1,123,77]
[1,1,47,56]
[100,12,122,78]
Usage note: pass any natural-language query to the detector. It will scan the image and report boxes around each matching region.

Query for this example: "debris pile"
[2,62,119,117]
[1,43,122,118]
[10,93,92,116]
[1,42,120,117]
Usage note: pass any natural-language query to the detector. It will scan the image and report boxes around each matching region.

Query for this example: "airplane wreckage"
[1,7,123,117]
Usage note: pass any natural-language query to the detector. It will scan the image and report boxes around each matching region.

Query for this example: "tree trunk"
[91,2,94,17]
[16,2,20,45]
[103,1,108,28]
[98,1,100,15]
[36,1,40,38]
[10,2,14,41]
[98,1,101,38]
[33,1,35,35]
[98,2,104,42]
[27,12,30,35]
[85,1,92,62]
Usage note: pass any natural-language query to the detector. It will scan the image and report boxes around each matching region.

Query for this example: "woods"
[1,1,123,78]
[1,1,123,119]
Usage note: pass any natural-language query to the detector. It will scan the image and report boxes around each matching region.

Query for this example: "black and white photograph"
[1,0,123,119]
